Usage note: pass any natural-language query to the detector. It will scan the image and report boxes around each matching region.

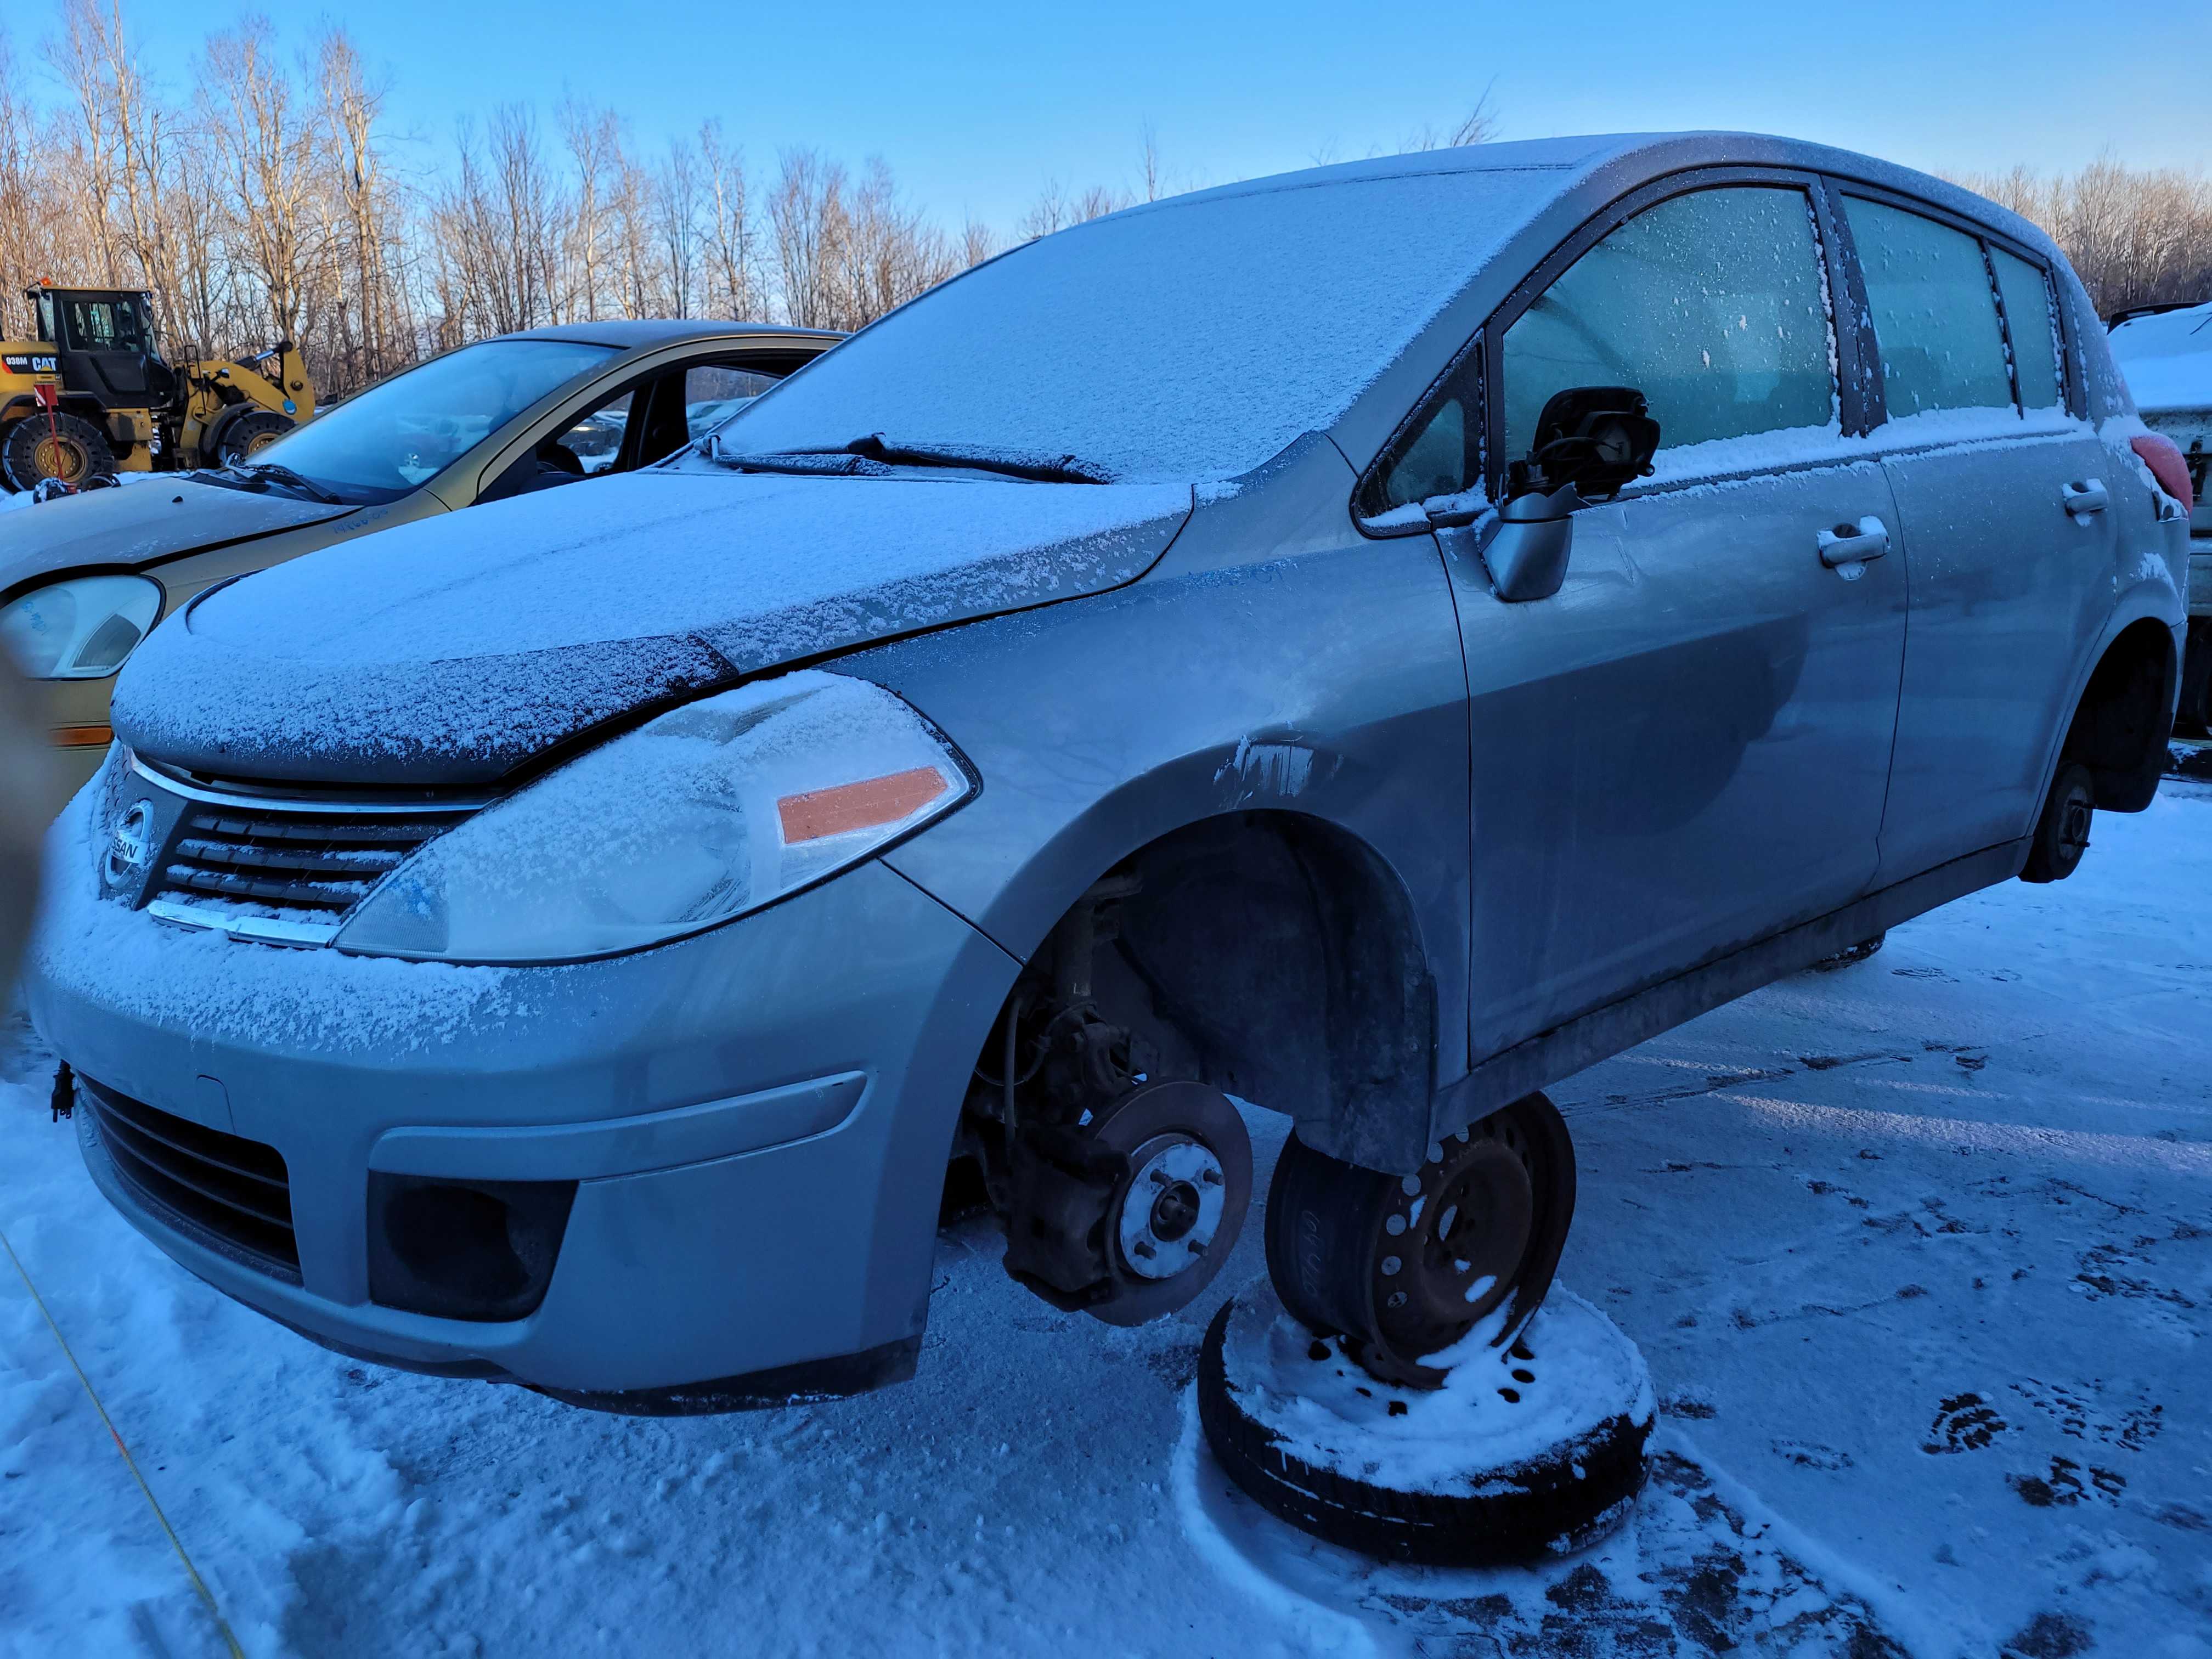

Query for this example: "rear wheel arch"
[2058,615,2178,812]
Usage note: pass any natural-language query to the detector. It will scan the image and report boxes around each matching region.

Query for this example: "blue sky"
[29,0,2208,231]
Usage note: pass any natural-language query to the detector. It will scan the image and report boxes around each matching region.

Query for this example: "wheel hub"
[1117,1134,1227,1280]
[33,436,86,483]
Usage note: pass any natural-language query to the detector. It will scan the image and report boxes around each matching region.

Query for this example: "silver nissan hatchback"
[29,133,2194,1408]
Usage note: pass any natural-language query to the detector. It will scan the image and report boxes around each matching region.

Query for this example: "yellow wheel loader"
[0,283,315,494]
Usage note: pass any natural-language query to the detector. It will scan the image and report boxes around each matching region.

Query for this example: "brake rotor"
[1085,1081,1253,1328]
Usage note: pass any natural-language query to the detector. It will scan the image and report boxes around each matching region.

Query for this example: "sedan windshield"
[245,338,618,502]
[708,163,1567,484]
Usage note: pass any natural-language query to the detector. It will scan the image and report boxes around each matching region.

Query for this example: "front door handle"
[1816,516,1889,567]
[2062,478,2108,517]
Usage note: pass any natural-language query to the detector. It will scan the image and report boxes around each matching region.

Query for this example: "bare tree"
[1403,88,1499,153]
[698,119,758,320]
[315,29,410,385]
[557,99,619,323]
[656,135,702,318]
[202,16,325,346]
[432,105,567,340]
[1018,177,1129,241]
[1954,157,2212,316]
[770,146,840,329]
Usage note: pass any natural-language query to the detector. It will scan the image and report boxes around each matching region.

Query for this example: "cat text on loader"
[0,284,315,493]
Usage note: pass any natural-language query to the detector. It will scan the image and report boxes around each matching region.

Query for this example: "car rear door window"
[1843,199,2013,416]
[1989,247,2062,409]
[1502,186,1837,464]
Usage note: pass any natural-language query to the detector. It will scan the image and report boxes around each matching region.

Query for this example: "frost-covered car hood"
[113,470,1192,786]
[0,476,351,595]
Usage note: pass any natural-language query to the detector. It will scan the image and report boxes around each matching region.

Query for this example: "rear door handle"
[1816,516,1889,567]
[2062,478,2108,517]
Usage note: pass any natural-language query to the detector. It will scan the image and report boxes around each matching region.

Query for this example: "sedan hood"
[114,470,1192,786]
[0,477,351,595]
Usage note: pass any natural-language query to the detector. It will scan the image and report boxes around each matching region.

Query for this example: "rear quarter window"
[1989,248,2062,410]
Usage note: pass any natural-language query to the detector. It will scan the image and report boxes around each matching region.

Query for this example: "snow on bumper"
[26,783,1018,1396]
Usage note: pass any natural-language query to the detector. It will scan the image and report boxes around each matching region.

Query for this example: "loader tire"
[210,409,295,466]
[2,413,115,493]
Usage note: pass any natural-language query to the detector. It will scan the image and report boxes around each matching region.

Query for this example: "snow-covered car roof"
[718,131,2105,488]
[2108,301,2212,414]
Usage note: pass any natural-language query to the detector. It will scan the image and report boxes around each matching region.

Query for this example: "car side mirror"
[1481,483,1585,602]
[1507,386,1660,504]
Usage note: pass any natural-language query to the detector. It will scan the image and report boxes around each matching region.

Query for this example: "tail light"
[2131,434,2196,514]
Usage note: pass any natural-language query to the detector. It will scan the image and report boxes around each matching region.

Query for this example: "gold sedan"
[0,320,841,792]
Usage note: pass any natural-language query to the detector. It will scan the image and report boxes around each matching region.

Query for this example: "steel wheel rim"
[1364,1120,1539,1383]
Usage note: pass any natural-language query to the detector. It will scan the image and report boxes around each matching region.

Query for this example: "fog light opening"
[367,1173,577,1322]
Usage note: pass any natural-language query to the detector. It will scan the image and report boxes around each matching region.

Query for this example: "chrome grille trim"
[126,762,479,944]
[130,755,493,815]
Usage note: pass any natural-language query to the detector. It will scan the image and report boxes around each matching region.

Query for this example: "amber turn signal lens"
[778,766,949,844]
[50,723,113,748]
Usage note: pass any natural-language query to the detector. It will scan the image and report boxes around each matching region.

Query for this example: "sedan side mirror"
[1481,482,1585,602]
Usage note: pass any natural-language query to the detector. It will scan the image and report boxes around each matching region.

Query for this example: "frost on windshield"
[715,163,1573,484]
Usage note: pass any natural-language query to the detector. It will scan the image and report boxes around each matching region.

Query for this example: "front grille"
[155,805,450,913]
[81,1077,299,1281]
[142,795,471,944]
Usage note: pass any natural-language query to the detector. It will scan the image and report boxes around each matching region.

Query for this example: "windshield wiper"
[712,432,1110,484]
[224,460,343,504]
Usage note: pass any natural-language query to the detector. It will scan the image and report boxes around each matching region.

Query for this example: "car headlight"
[0,574,164,679]
[335,670,977,964]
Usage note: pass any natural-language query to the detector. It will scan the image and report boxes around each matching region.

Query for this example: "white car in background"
[2110,300,2211,726]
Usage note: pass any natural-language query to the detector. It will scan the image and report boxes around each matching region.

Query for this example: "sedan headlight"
[335,671,976,964]
[0,574,164,679]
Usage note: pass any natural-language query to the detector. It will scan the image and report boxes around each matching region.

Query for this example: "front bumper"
[29,792,1017,1401]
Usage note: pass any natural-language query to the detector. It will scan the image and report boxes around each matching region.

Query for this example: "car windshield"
[245,338,618,503]
[707,164,1568,484]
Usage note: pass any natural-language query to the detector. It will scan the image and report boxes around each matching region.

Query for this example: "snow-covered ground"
[5,783,2210,1659]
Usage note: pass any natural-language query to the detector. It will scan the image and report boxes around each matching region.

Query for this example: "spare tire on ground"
[1197,1277,1654,1566]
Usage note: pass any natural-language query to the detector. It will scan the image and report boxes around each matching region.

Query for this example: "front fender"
[854,472,1472,1169]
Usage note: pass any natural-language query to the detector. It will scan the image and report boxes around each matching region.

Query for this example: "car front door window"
[550,390,635,476]
[1502,186,1837,465]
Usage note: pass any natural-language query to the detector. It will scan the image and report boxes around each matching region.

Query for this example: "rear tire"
[210,408,295,466]
[2,413,116,493]
[2021,762,2095,884]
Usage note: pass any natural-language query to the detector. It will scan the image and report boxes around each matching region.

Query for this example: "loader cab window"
[33,291,57,345]
[64,297,146,354]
